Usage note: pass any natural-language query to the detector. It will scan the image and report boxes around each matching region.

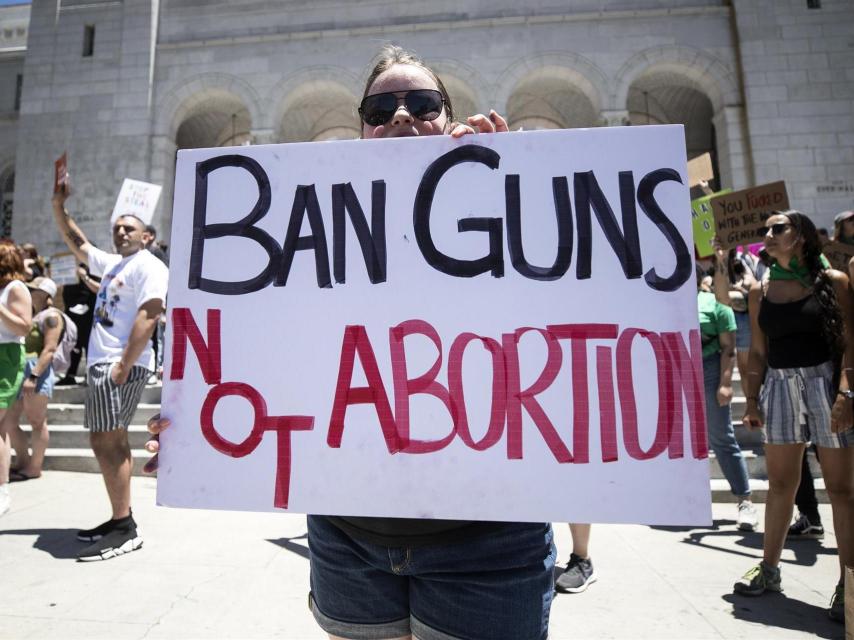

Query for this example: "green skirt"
[0,343,25,409]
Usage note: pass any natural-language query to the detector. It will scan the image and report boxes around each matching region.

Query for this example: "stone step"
[33,448,152,475]
[711,478,827,503]
[26,403,160,426]
[13,424,151,449]
[50,383,162,405]
[708,449,821,481]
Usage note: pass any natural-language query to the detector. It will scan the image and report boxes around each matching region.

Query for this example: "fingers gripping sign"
[200,383,314,509]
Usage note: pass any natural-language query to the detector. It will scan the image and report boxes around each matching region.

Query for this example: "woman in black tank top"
[735,211,854,622]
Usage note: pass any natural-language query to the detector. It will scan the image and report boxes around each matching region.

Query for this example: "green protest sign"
[691,189,730,258]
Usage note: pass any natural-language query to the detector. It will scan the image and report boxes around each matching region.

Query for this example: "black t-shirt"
[326,516,505,547]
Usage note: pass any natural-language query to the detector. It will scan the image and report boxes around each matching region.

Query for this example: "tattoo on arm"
[45,315,59,329]
[68,230,85,248]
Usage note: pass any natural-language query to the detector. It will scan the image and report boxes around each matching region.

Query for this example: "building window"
[13,74,22,112]
[807,0,821,8]
[82,25,95,57]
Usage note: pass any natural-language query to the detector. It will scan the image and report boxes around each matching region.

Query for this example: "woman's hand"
[449,110,509,138]
[830,396,853,434]
[717,384,733,407]
[143,413,171,474]
[22,377,36,397]
[742,399,764,430]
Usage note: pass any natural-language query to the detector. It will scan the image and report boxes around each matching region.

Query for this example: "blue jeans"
[308,515,555,640]
[704,353,751,497]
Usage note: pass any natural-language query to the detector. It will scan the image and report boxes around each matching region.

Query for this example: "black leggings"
[795,445,821,523]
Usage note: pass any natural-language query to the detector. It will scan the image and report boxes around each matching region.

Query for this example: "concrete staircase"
[13,372,826,502]
[13,383,160,476]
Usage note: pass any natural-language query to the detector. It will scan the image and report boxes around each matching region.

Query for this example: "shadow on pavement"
[651,520,834,567]
[684,528,833,567]
[722,593,842,639]
[268,532,309,560]
[650,518,736,533]
[0,528,82,559]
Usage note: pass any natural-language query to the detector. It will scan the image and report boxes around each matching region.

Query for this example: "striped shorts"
[761,361,854,448]
[85,362,150,433]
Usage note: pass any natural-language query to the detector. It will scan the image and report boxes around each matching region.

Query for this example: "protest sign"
[687,152,714,188]
[711,181,789,250]
[691,189,731,258]
[823,241,854,272]
[159,125,711,526]
[110,178,162,226]
[49,252,78,286]
[54,153,68,193]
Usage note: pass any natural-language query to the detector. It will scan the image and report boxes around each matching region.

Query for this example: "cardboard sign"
[691,189,731,258]
[54,153,68,193]
[687,152,714,188]
[158,125,712,526]
[711,181,789,250]
[49,252,78,286]
[823,241,854,272]
[110,178,162,226]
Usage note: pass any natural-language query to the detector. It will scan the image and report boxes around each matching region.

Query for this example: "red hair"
[0,242,26,288]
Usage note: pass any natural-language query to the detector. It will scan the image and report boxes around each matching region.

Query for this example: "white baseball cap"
[27,276,58,299]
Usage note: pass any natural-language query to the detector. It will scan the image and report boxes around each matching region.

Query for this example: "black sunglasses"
[767,222,793,236]
[359,89,445,127]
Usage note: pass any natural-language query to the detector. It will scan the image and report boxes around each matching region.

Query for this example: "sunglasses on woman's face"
[359,89,445,127]
[766,222,793,236]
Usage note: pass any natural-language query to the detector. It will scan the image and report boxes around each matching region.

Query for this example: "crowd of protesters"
[0,44,850,638]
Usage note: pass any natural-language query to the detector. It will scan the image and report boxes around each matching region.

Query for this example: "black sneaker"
[829,583,844,623]
[77,523,143,561]
[555,553,597,593]
[787,513,824,540]
[76,512,135,542]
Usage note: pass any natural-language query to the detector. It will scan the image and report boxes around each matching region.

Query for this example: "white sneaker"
[0,484,10,517]
[737,499,759,531]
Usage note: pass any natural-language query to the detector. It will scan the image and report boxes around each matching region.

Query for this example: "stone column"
[250,128,276,145]
[600,109,630,127]
[149,135,178,243]
[712,106,753,191]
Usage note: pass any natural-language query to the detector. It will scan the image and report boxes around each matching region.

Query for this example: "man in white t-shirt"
[51,186,168,561]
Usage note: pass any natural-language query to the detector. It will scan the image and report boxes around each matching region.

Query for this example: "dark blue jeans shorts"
[307,515,555,640]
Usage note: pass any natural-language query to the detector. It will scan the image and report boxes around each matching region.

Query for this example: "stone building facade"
[0,0,852,254]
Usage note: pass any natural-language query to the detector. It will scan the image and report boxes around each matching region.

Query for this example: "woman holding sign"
[737,211,854,623]
[147,46,554,640]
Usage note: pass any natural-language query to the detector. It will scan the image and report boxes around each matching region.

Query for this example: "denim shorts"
[19,357,55,399]
[307,515,555,640]
[734,311,751,351]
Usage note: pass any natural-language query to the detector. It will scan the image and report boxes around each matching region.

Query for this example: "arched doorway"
[279,81,359,143]
[506,68,600,131]
[627,70,719,189]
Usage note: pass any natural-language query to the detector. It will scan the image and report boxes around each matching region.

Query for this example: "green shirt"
[698,290,736,358]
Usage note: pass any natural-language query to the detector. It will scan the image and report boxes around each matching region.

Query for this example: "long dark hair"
[784,210,846,366]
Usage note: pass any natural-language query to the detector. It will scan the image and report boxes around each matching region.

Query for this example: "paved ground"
[0,471,843,639]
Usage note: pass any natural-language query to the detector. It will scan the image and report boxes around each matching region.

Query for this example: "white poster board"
[159,126,712,526]
[110,178,162,226]
[49,252,78,286]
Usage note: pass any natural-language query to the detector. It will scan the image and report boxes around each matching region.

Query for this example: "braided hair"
[783,210,846,367]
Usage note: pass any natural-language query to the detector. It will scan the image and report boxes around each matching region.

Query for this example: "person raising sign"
[147,45,555,640]
[51,184,168,561]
